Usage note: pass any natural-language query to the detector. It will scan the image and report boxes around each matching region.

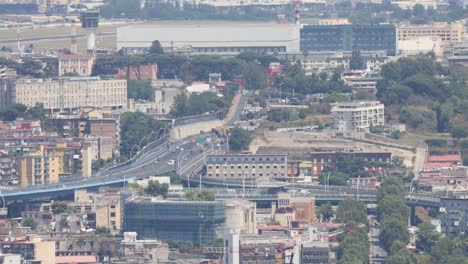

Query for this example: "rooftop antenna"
[71,20,77,54]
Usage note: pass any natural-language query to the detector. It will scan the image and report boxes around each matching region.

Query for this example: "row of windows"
[207,172,286,177]
[207,156,286,163]
[208,164,285,169]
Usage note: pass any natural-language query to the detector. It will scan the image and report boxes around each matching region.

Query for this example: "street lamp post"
[199,146,207,191]
[410,177,416,200]
[129,145,139,159]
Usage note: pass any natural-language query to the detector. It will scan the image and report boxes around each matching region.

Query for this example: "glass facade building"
[124,198,225,245]
[300,24,397,56]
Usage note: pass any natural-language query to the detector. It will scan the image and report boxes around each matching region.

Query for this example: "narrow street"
[369,215,387,264]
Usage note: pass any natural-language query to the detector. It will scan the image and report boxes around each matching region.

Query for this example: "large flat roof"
[117,21,300,52]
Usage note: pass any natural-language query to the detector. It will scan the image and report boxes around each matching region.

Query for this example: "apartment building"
[331,101,384,132]
[397,21,464,45]
[16,142,93,186]
[58,54,94,76]
[287,151,392,180]
[0,236,56,264]
[223,230,298,264]
[0,76,127,111]
[17,154,61,186]
[299,51,389,75]
[42,143,92,178]
[74,188,124,234]
[440,197,468,237]
[206,154,288,179]
[45,112,120,160]
[301,241,332,264]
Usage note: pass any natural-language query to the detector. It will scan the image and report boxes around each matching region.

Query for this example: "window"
[110,212,116,217]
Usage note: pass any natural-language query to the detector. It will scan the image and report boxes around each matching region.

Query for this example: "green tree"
[377,195,408,224]
[387,247,416,264]
[185,190,215,201]
[335,198,367,225]
[95,226,112,236]
[51,201,71,214]
[349,48,366,70]
[22,218,37,230]
[337,229,370,264]
[229,127,252,151]
[413,4,426,18]
[144,179,169,198]
[100,0,142,18]
[430,237,467,264]
[149,40,164,54]
[127,80,153,100]
[416,221,441,253]
[170,93,189,117]
[379,216,410,251]
[377,176,405,202]
[241,61,267,90]
[319,171,350,186]
[317,203,334,222]
[119,112,167,160]
[451,125,467,140]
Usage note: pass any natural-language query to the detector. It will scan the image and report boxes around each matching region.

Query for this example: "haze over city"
[0,0,467,263]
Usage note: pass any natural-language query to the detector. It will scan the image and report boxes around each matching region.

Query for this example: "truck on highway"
[167,160,175,166]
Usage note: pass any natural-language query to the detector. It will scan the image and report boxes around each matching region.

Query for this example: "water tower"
[80,10,99,53]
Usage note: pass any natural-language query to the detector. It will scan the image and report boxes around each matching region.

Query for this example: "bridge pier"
[409,206,417,226]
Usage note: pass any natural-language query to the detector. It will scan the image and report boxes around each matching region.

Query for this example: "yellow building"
[398,21,464,45]
[17,142,92,186]
[17,155,61,186]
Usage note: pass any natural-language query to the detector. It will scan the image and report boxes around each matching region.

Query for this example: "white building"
[390,0,438,9]
[331,101,384,132]
[117,21,301,55]
[297,50,389,75]
[0,76,127,111]
[152,79,184,115]
[225,199,256,235]
[398,36,443,57]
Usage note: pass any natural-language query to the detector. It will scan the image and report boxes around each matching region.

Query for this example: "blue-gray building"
[441,197,468,237]
[300,24,397,56]
[124,197,225,245]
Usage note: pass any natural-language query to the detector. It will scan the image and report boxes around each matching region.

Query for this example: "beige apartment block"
[74,189,123,234]
[206,154,288,179]
[398,21,464,45]
[0,77,127,111]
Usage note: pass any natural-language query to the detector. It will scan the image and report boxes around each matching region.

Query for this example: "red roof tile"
[428,155,461,163]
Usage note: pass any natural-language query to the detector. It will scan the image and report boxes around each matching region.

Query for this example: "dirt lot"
[250,128,416,168]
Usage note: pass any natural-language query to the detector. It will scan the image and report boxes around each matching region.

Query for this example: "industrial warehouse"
[116,21,302,55]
